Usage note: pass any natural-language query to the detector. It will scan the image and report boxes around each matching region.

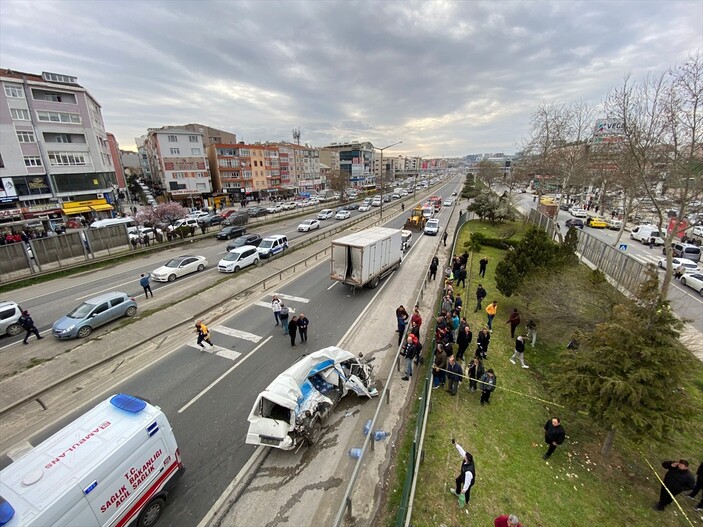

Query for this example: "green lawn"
[387,219,703,527]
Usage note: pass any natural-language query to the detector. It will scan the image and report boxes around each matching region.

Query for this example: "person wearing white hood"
[509,335,529,369]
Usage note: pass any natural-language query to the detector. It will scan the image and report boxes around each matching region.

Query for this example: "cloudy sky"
[1,1,701,157]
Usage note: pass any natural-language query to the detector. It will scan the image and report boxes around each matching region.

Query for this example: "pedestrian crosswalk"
[187,293,311,361]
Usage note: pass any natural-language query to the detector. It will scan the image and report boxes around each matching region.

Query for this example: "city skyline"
[1,0,701,156]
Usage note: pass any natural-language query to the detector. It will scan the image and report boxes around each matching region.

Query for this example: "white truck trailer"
[330,227,402,288]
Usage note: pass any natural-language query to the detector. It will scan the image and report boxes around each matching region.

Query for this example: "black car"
[559,203,571,211]
[565,219,584,229]
[198,213,224,226]
[345,203,360,210]
[216,226,247,240]
[226,234,263,251]
[247,207,268,217]
[223,213,249,226]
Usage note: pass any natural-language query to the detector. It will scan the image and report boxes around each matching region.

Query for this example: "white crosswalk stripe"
[188,343,242,362]
[270,293,310,303]
[211,325,263,343]
[254,300,296,313]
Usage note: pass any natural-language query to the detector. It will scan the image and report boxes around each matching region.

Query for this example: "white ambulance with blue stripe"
[0,394,184,527]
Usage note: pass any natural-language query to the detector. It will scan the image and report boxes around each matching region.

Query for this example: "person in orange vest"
[485,301,498,331]
[195,321,214,349]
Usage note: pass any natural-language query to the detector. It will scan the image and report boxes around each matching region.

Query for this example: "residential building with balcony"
[321,141,375,189]
[143,127,210,208]
[0,69,117,227]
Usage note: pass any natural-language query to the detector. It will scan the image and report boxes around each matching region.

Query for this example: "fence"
[524,208,650,297]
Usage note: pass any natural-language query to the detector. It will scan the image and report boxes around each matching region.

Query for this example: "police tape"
[638,449,695,527]
[432,365,565,408]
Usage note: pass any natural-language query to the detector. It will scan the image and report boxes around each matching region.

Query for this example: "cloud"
[1,0,700,156]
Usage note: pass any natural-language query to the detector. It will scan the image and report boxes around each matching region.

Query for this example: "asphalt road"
[513,192,703,333]
[2,178,463,526]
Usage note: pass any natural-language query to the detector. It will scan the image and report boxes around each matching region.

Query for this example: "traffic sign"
[619,244,627,251]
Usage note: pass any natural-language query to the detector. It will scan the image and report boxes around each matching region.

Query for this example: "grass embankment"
[387,219,703,527]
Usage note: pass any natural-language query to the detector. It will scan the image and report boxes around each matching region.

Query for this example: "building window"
[47,152,88,166]
[168,135,178,142]
[189,135,199,143]
[43,72,78,84]
[191,148,201,155]
[16,131,36,143]
[4,84,24,98]
[10,108,30,120]
[170,148,180,155]
[36,110,80,124]
[24,156,42,167]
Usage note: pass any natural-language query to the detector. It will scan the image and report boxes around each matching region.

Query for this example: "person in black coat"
[543,418,566,459]
[288,316,298,347]
[467,358,484,392]
[475,328,490,359]
[475,284,487,312]
[655,460,696,510]
[456,325,473,362]
[687,462,703,511]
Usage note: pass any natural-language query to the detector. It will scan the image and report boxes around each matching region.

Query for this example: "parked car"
[424,218,440,235]
[247,207,268,217]
[223,213,249,226]
[657,257,700,274]
[335,210,351,220]
[266,204,284,214]
[0,301,23,337]
[226,234,263,251]
[569,208,588,218]
[281,202,297,211]
[186,211,209,220]
[173,218,199,230]
[52,292,137,339]
[151,255,208,282]
[565,219,584,229]
[217,245,259,273]
[215,225,247,240]
[298,219,321,232]
[198,213,224,226]
[559,203,571,211]
[586,217,607,228]
[606,218,623,230]
[127,227,162,241]
[317,209,334,220]
[680,273,703,295]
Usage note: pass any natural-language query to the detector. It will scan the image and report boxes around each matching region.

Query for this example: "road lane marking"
[271,292,310,303]
[216,348,243,361]
[211,325,263,342]
[327,281,338,291]
[178,335,273,413]
[253,300,295,313]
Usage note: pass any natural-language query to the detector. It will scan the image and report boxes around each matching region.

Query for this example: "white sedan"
[358,204,371,212]
[297,219,320,232]
[266,204,283,213]
[657,257,700,274]
[152,255,208,282]
[443,198,453,206]
[570,208,588,218]
[680,273,703,295]
[335,210,351,220]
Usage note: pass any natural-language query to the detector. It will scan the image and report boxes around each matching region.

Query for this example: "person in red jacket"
[494,514,522,527]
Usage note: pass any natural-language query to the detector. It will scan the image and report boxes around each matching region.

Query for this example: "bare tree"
[475,159,504,190]
[605,55,703,296]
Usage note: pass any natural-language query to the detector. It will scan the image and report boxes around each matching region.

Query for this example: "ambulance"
[0,394,184,527]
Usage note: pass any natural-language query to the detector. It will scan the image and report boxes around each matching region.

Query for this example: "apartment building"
[322,142,375,189]
[207,142,281,201]
[144,128,210,207]
[164,123,236,147]
[0,69,117,228]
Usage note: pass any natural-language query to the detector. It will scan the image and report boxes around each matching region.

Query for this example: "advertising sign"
[593,119,624,143]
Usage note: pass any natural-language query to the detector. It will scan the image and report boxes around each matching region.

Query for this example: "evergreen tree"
[550,266,695,456]
[557,226,579,265]
[495,227,561,296]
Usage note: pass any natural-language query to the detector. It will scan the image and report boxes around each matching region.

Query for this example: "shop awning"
[63,204,114,215]
[90,204,114,212]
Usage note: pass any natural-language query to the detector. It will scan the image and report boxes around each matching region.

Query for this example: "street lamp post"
[378,140,402,219]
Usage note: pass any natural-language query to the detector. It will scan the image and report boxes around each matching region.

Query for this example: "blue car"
[52,291,137,339]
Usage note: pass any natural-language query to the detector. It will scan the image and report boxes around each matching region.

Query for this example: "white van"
[0,393,183,527]
[630,225,664,245]
[89,217,136,229]
[257,235,288,259]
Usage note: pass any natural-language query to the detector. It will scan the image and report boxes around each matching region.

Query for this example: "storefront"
[62,199,115,224]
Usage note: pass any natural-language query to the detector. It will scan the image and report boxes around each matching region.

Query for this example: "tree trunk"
[601,427,616,456]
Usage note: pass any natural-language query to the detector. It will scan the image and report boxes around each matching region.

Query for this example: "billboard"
[593,119,624,144]
[0,178,18,203]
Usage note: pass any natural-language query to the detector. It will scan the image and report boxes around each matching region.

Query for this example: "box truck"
[330,227,402,288]
[0,394,184,527]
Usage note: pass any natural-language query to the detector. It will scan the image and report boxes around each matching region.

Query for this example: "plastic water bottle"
[348,448,362,459]
[374,430,390,441]
[363,419,372,436]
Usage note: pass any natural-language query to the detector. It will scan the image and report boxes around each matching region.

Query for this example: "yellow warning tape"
[433,365,565,408]
[638,449,695,527]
